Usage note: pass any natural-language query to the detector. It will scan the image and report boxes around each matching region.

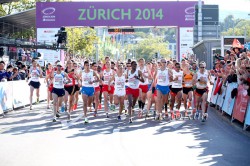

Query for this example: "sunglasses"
[200,67,205,68]
[127,66,131,67]
[161,61,166,63]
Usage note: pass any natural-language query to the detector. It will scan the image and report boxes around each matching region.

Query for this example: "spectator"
[0,61,17,81]
[19,65,27,80]
[12,67,21,81]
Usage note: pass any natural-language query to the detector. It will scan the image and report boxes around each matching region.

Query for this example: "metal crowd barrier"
[208,76,250,130]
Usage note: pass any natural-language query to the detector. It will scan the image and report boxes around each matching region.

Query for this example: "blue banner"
[222,83,238,115]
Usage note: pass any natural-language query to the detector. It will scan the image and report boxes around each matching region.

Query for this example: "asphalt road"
[0,101,250,166]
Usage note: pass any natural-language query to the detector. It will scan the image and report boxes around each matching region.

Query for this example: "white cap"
[56,61,62,66]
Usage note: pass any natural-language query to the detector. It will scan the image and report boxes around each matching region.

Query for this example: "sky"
[73,0,250,21]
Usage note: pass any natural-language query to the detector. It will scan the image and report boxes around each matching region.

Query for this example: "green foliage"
[221,15,250,39]
[66,27,98,57]
[134,36,171,61]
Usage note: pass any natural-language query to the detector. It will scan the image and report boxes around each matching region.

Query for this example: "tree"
[134,36,171,61]
[66,27,98,57]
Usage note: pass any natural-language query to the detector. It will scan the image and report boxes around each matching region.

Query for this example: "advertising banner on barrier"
[232,85,249,123]
[12,79,47,108]
[12,80,30,108]
[0,81,13,113]
[216,85,226,108]
[222,83,238,115]
[244,103,250,127]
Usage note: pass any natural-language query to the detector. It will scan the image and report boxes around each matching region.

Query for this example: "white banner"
[37,28,59,45]
[37,49,60,65]
[179,27,194,60]
[12,79,47,108]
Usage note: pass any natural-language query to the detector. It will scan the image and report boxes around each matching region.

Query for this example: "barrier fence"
[0,77,249,130]
[208,76,250,130]
[0,78,47,114]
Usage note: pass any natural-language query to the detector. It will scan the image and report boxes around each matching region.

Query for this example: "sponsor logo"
[185,7,195,21]
[42,7,56,22]
[42,7,56,15]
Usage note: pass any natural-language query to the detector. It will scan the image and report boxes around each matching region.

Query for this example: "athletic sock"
[138,100,142,109]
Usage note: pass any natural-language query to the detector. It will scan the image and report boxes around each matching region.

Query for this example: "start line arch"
[36,1,197,61]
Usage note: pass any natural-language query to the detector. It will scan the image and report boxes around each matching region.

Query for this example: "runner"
[145,60,157,118]
[64,60,77,120]
[170,62,183,119]
[154,58,173,120]
[109,64,126,120]
[193,62,212,122]
[124,62,132,115]
[51,62,69,122]
[126,61,144,123]
[102,61,116,118]
[138,58,150,118]
[80,61,100,123]
[92,62,101,117]
[45,63,53,109]
[73,62,81,111]
[182,65,194,117]
[28,60,43,110]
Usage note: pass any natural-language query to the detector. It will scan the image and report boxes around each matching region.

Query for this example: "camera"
[55,27,67,48]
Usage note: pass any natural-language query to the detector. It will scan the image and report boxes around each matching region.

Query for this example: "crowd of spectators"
[211,47,250,96]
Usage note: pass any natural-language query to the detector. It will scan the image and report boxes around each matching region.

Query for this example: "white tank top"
[172,70,183,88]
[139,66,148,85]
[127,70,140,89]
[53,72,64,89]
[93,75,99,87]
[30,67,40,82]
[196,70,208,89]
[103,69,113,85]
[114,74,126,92]
[157,68,170,86]
[82,70,94,87]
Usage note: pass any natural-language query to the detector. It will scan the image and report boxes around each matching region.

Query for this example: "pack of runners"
[29,57,213,124]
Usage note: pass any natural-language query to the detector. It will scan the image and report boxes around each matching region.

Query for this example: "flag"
[232,38,244,49]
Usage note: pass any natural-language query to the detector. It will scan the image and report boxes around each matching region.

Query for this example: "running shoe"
[170,111,175,120]
[67,112,71,120]
[159,114,163,121]
[60,105,65,113]
[138,109,143,118]
[129,118,133,123]
[53,118,57,122]
[117,115,121,120]
[195,110,200,120]
[36,98,39,104]
[106,113,109,118]
[155,114,159,120]
[153,111,156,118]
[84,118,89,123]
[56,113,60,118]
[110,104,115,111]
[93,111,97,117]
[73,104,77,110]
[30,106,32,110]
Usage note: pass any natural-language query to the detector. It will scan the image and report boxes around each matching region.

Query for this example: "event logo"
[185,7,195,21]
[42,7,56,15]
[42,7,56,22]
